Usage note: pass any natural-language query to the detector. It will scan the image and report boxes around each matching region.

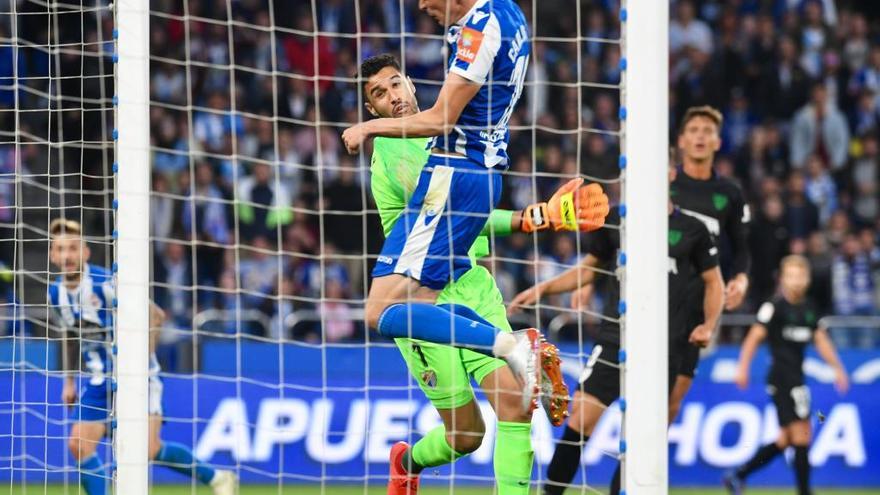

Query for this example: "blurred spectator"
[237,162,293,240]
[850,134,879,225]
[238,236,282,317]
[755,36,810,120]
[843,14,870,72]
[803,155,838,225]
[798,0,833,78]
[848,46,880,98]
[669,0,713,55]
[153,115,189,176]
[323,162,365,253]
[270,278,295,341]
[153,242,194,328]
[319,278,356,343]
[194,92,244,154]
[850,90,880,136]
[832,233,877,348]
[182,162,230,304]
[750,194,789,303]
[784,170,820,239]
[723,89,757,154]
[283,10,335,92]
[789,83,850,170]
[806,231,834,314]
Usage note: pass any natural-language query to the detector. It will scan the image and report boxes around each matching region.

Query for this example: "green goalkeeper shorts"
[395,265,512,410]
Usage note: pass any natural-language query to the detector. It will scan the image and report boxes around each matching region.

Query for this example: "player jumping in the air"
[360,53,609,495]
[510,159,724,494]
[669,105,751,421]
[48,219,236,495]
[725,255,848,495]
[342,0,604,424]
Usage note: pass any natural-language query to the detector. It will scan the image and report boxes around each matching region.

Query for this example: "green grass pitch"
[5,486,878,494]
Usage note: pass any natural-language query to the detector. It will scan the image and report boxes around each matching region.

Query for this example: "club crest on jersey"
[668,229,682,246]
[421,370,438,389]
[457,27,483,64]
[712,193,728,211]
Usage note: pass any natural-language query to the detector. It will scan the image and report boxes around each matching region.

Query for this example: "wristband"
[521,202,549,233]
[486,209,514,236]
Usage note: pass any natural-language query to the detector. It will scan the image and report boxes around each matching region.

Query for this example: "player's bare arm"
[813,327,849,394]
[725,272,749,311]
[343,73,481,154]
[689,266,724,348]
[734,323,767,389]
[509,254,600,314]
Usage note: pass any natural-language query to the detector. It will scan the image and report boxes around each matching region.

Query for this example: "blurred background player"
[361,52,608,495]
[509,158,724,494]
[726,255,849,495]
[341,0,557,406]
[671,105,752,422]
[48,219,236,495]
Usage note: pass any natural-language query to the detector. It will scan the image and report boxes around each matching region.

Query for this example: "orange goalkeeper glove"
[521,178,610,233]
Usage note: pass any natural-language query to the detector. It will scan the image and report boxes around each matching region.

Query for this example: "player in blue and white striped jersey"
[48,219,236,495]
[342,0,579,430]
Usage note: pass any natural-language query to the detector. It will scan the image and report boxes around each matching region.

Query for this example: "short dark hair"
[359,54,401,95]
[678,105,723,135]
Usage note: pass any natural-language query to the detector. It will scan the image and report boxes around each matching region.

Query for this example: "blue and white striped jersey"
[431,0,530,170]
[48,263,115,378]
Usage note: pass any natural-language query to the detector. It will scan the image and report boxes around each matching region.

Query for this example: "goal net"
[1,0,668,493]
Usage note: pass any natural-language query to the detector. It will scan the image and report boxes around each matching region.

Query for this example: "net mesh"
[0,0,117,490]
[1,0,626,492]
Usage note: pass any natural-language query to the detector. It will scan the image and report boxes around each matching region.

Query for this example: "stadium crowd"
[4,0,880,352]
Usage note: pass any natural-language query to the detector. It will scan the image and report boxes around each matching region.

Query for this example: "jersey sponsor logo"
[668,229,683,246]
[782,325,813,343]
[712,193,728,211]
[742,204,751,223]
[376,255,393,265]
[456,27,484,64]
[680,208,720,236]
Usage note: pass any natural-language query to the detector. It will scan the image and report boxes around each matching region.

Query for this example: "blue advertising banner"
[0,343,877,487]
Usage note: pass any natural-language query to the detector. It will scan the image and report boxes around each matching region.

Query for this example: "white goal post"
[114,0,151,493]
[621,0,670,493]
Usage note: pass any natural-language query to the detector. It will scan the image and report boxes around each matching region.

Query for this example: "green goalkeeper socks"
[407,421,533,494]
[495,421,534,494]
[409,426,466,471]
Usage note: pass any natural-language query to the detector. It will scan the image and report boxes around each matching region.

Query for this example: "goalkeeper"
[361,54,609,495]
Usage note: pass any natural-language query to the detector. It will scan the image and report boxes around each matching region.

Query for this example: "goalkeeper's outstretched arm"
[482,178,610,237]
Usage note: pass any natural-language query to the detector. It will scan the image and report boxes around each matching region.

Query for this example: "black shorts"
[579,343,621,406]
[579,343,677,406]
[675,341,700,378]
[768,382,811,426]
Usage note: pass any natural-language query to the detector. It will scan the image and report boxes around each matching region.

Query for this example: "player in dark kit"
[670,105,751,422]
[509,162,724,495]
[725,255,848,495]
